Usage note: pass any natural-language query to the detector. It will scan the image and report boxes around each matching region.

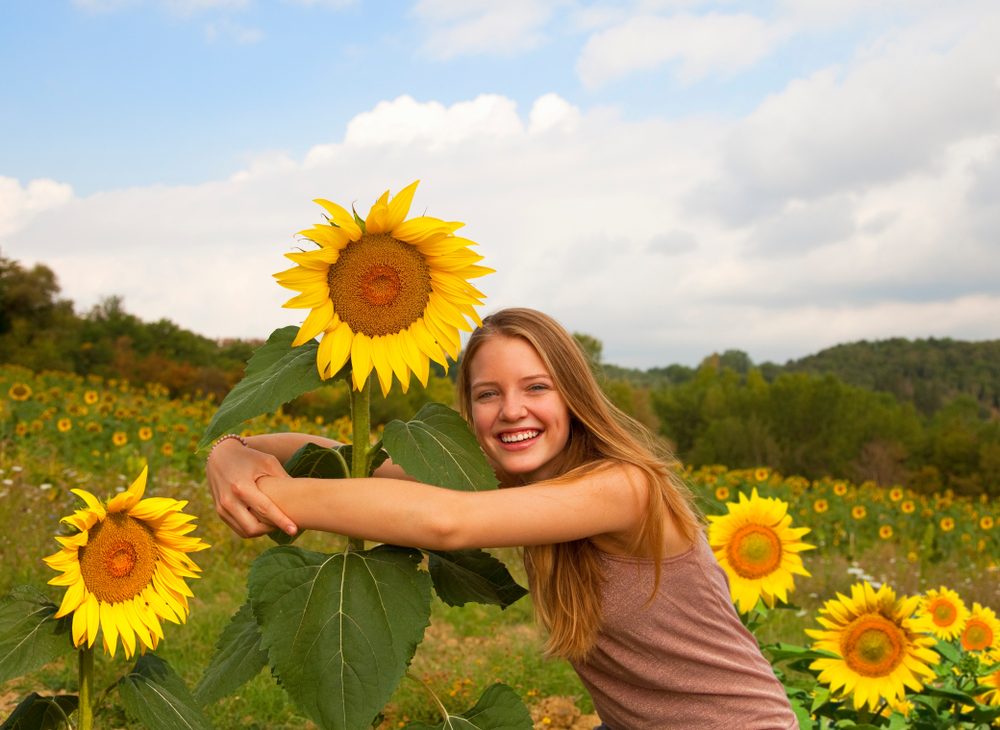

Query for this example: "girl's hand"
[206,439,297,538]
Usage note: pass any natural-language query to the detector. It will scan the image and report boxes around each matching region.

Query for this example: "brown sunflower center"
[79,512,158,603]
[929,599,957,627]
[726,524,782,579]
[841,614,905,677]
[962,620,992,651]
[327,233,431,337]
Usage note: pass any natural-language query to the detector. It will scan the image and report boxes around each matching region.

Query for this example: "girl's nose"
[499,396,527,421]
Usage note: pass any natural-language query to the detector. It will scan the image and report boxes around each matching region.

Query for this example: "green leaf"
[383,403,498,492]
[0,586,71,684]
[198,326,328,449]
[284,442,350,479]
[425,549,527,609]
[193,602,267,706]
[249,544,432,730]
[119,654,214,730]
[0,693,77,730]
[403,684,533,730]
[934,639,962,664]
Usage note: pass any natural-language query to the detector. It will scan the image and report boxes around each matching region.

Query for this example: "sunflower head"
[43,466,209,659]
[961,602,1000,653]
[706,488,814,614]
[274,181,493,396]
[806,581,939,711]
[915,586,969,641]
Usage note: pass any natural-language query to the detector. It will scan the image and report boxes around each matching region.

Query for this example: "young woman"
[206,308,797,729]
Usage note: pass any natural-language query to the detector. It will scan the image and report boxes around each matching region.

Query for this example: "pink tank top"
[570,536,798,729]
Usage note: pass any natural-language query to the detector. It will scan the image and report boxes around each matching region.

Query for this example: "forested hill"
[600,338,1000,418]
[775,338,1000,416]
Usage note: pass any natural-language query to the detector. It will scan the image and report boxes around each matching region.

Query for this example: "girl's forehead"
[469,335,548,374]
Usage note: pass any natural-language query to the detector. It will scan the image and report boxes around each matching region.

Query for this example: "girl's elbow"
[420,506,475,551]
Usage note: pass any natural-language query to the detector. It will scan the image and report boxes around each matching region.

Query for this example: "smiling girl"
[206,308,796,729]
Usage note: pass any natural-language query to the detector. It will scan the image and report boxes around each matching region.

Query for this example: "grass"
[2,454,998,728]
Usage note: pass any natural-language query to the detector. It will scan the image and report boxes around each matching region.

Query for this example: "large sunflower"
[961,602,1000,653]
[807,582,939,711]
[274,180,492,395]
[43,466,209,659]
[706,488,814,614]
[916,586,969,641]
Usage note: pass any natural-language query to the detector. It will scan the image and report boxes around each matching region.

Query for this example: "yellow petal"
[384,334,411,393]
[283,287,331,310]
[369,336,394,397]
[100,601,119,658]
[107,464,147,513]
[314,198,362,240]
[85,593,100,648]
[72,600,88,647]
[55,578,87,619]
[384,180,419,232]
[397,329,429,387]
[409,319,448,368]
[123,599,153,651]
[292,301,335,347]
[393,216,461,245]
[71,489,106,519]
[115,602,136,658]
[365,190,391,233]
[296,225,351,251]
[316,321,352,379]
[351,331,374,390]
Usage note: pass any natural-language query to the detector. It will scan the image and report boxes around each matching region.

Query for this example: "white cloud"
[577,12,781,88]
[413,0,560,59]
[342,94,525,148]
[0,177,75,239]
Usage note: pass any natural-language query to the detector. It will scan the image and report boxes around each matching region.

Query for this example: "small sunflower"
[714,486,730,501]
[980,650,1000,706]
[814,499,829,514]
[807,582,939,711]
[981,515,995,531]
[901,500,916,514]
[275,180,492,395]
[112,431,128,447]
[8,382,32,401]
[707,488,814,614]
[84,390,99,405]
[878,525,893,540]
[889,487,904,502]
[961,602,1000,652]
[138,426,154,441]
[754,468,769,481]
[851,505,867,520]
[834,482,848,497]
[57,418,73,433]
[916,586,969,640]
[43,466,209,658]
[940,517,955,532]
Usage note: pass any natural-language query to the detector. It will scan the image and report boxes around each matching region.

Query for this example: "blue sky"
[2,1,998,367]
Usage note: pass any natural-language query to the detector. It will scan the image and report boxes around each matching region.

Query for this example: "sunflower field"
[2,360,998,728]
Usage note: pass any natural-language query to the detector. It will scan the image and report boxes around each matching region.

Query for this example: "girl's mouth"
[498,429,540,444]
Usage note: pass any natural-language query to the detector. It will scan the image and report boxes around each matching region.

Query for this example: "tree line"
[2,253,997,495]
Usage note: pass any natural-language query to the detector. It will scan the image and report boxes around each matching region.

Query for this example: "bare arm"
[206,432,413,538]
[255,462,651,550]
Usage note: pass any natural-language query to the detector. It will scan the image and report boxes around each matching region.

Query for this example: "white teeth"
[500,430,539,443]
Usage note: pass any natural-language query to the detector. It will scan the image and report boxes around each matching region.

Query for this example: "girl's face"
[468,335,571,484]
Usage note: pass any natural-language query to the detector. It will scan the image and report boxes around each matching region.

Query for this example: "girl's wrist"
[206,433,248,464]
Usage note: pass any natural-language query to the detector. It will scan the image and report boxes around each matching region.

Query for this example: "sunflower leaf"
[401,683,533,730]
[0,692,78,730]
[424,549,527,609]
[119,653,214,730]
[193,602,267,707]
[0,586,71,684]
[198,326,333,449]
[383,403,498,492]
[249,544,431,730]
[283,442,351,480]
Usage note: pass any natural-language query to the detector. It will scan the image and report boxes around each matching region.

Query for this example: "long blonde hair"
[456,308,701,660]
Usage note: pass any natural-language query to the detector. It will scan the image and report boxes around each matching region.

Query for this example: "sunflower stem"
[348,374,372,552]
[78,646,94,730]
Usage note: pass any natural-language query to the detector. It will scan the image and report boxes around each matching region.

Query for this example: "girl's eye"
[528,383,549,392]
[474,390,497,401]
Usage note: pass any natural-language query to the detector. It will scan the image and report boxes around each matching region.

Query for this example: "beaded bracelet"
[206,433,248,463]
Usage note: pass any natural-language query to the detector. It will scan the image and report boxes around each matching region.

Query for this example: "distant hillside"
[595,339,999,417]
[772,338,1000,416]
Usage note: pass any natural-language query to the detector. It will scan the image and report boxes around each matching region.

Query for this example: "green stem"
[348,375,372,552]
[78,646,94,730]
